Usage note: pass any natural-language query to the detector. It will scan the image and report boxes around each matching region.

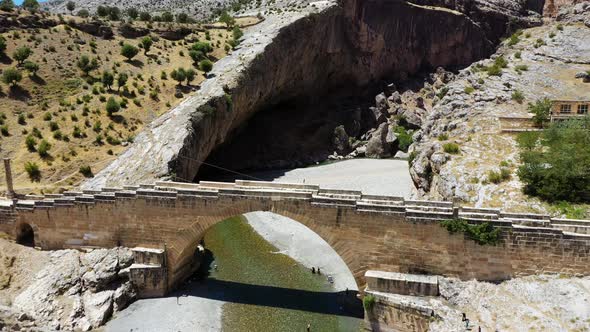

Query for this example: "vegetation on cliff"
[517,116,590,202]
[440,219,501,245]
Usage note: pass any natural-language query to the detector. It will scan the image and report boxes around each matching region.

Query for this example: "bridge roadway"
[1,180,590,296]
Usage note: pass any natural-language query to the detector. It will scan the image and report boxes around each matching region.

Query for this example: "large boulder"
[366,123,397,158]
[83,291,114,328]
[332,125,351,155]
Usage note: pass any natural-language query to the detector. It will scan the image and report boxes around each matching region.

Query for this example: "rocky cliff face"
[84,0,542,188]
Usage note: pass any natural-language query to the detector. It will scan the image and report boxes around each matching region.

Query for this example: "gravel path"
[246,159,413,197]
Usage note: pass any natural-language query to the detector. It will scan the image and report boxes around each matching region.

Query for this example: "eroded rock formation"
[84,0,543,188]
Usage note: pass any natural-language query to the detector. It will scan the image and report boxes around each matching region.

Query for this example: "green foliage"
[437,133,449,141]
[66,1,75,12]
[139,11,151,21]
[170,68,186,85]
[436,86,449,99]
[440,219,501,245]
[22,0,39,12]
[24,161,41,182]
[25,135,36,151]
[102,71,114,90]
[494,56,508,68]
[120,43,139,61]
[77,55,99,75]
[0,36,6,54]
[486,64,502,76]
[511,90,525,103]
[464,86,475,94]
[38,139,51,157]
[517,117,590,202]
[220,10,235,27]
[192,42,213,54]
[105,97,120,116]
[141,36,153,54]
[199,59,213,73]
[79,165,93,177]
[0,125,8,136]
[363,294,376,312]
[487,168,511,184]
[13,46,32,65]
[23,61,39,76]
[394,126,412,152]
[185,68,196,85]
[443,142,460,154]
[507,32,521,46]
[176,13,189,23]
[161,11,174,22]
[514,51,521,59]
[528,98,552,127]
[1,67,22,86]
[552,201,586,219]
[0,0,14,11]
[127,7,138,19]
[116,73,128,91]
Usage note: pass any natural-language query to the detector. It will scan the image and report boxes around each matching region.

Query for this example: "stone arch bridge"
[1,180,589,297]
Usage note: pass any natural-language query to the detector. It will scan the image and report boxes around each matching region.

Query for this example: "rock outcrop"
[84,0,543,189]
[4,247,136,331]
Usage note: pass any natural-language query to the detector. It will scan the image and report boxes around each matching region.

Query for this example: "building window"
[578,104,588,115]
[560,104,572,113]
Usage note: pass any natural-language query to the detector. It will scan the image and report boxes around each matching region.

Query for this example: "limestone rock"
[113,282,137,312]
[82,249,120,292]
[366,123,396,158]
[83,291,114,328]
[332,125,351,155]
[394,150,409,159]
[375,93,389,112]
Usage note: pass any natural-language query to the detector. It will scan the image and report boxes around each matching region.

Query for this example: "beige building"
[551,99,589,121]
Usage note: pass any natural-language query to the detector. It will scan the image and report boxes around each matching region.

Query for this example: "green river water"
[201,216,364,331]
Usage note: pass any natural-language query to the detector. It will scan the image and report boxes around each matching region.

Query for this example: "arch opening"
[171,211,364,330]
[16,223,35,247]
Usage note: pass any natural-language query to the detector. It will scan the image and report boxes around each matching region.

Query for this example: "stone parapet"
[365,271,439,297]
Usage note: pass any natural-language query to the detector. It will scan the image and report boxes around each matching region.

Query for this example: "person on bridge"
[307,323,311,331]
[311,267,315,274]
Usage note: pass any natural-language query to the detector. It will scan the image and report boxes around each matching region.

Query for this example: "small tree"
[189,50,204,63]
[0,36,6,54]
[38,139,51,157]
[127,7,138,20]
[139,12,151,21]
[66,1,75,13]
[528,98,552,127]
[162,11,174,22]
[199,59,213,75]
[2,67,22,87]
[102,71,114,90]
[23,61,39,76]
[219,11,235,27]
[170,68,186,86]
[13,46,33,66]
[120,43,139,61]
[96,5,108,17]
[185,68,196,85]
[176,12,188,23]
[0,0,14,11]
[77,9,89,18]
[105,96,120,116]
[24,161,41,182]
[77,55,99,76]
[108,6,121,21]
[79,165,93,177]
[116,72,128,92]
[22,0,39,13]
[141,36,153,55]
[25,135,36,151]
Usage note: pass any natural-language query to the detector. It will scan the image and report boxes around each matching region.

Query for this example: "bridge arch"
[16,222,35,247]
[164,200,371,291]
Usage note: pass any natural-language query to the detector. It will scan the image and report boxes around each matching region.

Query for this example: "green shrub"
[440,219,501,245]
[436,87,449,99]
[514,51,521,59]
[363,294,376,312]
[486,64,502,76]
[494,56,508,68]
[24,161,41,182]
[199,59,213,74]
[106,97,120,116]
[511,90,525,103]
[0,125,8,136]
[528,98,552,127]
[121,44,139,61]
[25,135,36,151]
[394,126,413,152]
[464,86,475,94]
[79,165,93,177]
[1,67,22,86]
[517,117,590,202]
[437,133,449,141]
[443,142,460,154]
[38,139,51,157]
[515,65,528,72]
[487,168,510,184]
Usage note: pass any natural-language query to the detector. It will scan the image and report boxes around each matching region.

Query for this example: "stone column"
[3,158,15,199]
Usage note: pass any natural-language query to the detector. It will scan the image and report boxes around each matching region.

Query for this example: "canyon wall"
[84,0,542,189]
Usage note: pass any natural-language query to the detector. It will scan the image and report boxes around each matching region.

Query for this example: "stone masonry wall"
[2,181,590,292]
